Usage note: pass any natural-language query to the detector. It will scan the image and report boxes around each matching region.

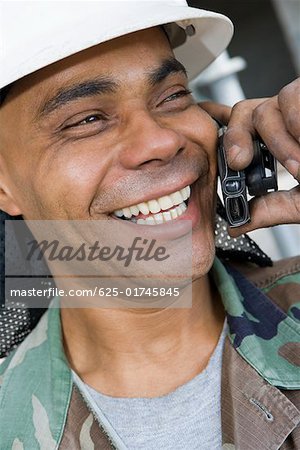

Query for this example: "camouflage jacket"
[0,257,299,449]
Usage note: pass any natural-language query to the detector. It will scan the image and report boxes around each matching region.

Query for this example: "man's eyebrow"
[37,77,119,117]
[37,58,187,118]
[148,57,187,86]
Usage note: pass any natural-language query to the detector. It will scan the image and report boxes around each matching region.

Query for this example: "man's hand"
[200,78,300,236]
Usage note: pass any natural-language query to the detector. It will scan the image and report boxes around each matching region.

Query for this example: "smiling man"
[0,1,299,449]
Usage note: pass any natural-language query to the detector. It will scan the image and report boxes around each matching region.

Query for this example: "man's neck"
[61,275,225,398]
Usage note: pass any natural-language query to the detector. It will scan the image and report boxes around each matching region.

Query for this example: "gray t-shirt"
[74,320,227,450]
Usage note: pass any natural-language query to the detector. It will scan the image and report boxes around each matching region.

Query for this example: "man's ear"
[0,184,22,216]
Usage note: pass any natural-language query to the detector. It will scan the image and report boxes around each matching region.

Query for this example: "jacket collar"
[0,297,72,448]
[211,258,300,390]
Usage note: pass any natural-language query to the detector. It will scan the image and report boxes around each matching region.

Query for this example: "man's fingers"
[222,99,268,170]
[228,187,300,237]
[200,87,300,181]
[253,97,300,181]
[198,101,232,125]
[223,125,254,169]
[278,78,300,141]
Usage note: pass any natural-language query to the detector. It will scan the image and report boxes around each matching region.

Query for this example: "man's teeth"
[113,185,190,225]
[136,203,187,225]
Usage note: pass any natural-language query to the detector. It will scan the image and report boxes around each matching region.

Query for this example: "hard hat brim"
[0,2,233,88]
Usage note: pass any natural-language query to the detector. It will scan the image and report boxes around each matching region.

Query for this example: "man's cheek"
[186,103,217,128]
[46,149,110,192]
[174,107,218,150]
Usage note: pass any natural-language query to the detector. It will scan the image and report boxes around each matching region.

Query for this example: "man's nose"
[118,110,187,169]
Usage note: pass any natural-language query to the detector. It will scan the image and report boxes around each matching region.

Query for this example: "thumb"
[229,187,300,237]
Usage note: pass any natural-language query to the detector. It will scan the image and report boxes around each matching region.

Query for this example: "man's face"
[0,27,218,277]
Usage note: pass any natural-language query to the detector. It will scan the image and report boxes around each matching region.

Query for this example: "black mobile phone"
[217,126,278,228]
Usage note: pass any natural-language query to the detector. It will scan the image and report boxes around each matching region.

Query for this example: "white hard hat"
[0,0,233,89]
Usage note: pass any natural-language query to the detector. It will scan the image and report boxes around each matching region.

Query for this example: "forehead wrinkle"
[36,77,119,119]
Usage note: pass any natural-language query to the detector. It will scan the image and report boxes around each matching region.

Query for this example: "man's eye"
[163,89,192,103]
[80,115,101,124]
[64,114,106,129]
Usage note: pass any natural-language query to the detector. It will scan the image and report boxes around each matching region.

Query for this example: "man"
[0,1,299,449]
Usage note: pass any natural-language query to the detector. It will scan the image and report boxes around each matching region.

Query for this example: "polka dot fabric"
[215,198,272,267]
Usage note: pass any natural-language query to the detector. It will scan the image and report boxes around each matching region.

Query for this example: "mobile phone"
[217,126,278,228]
